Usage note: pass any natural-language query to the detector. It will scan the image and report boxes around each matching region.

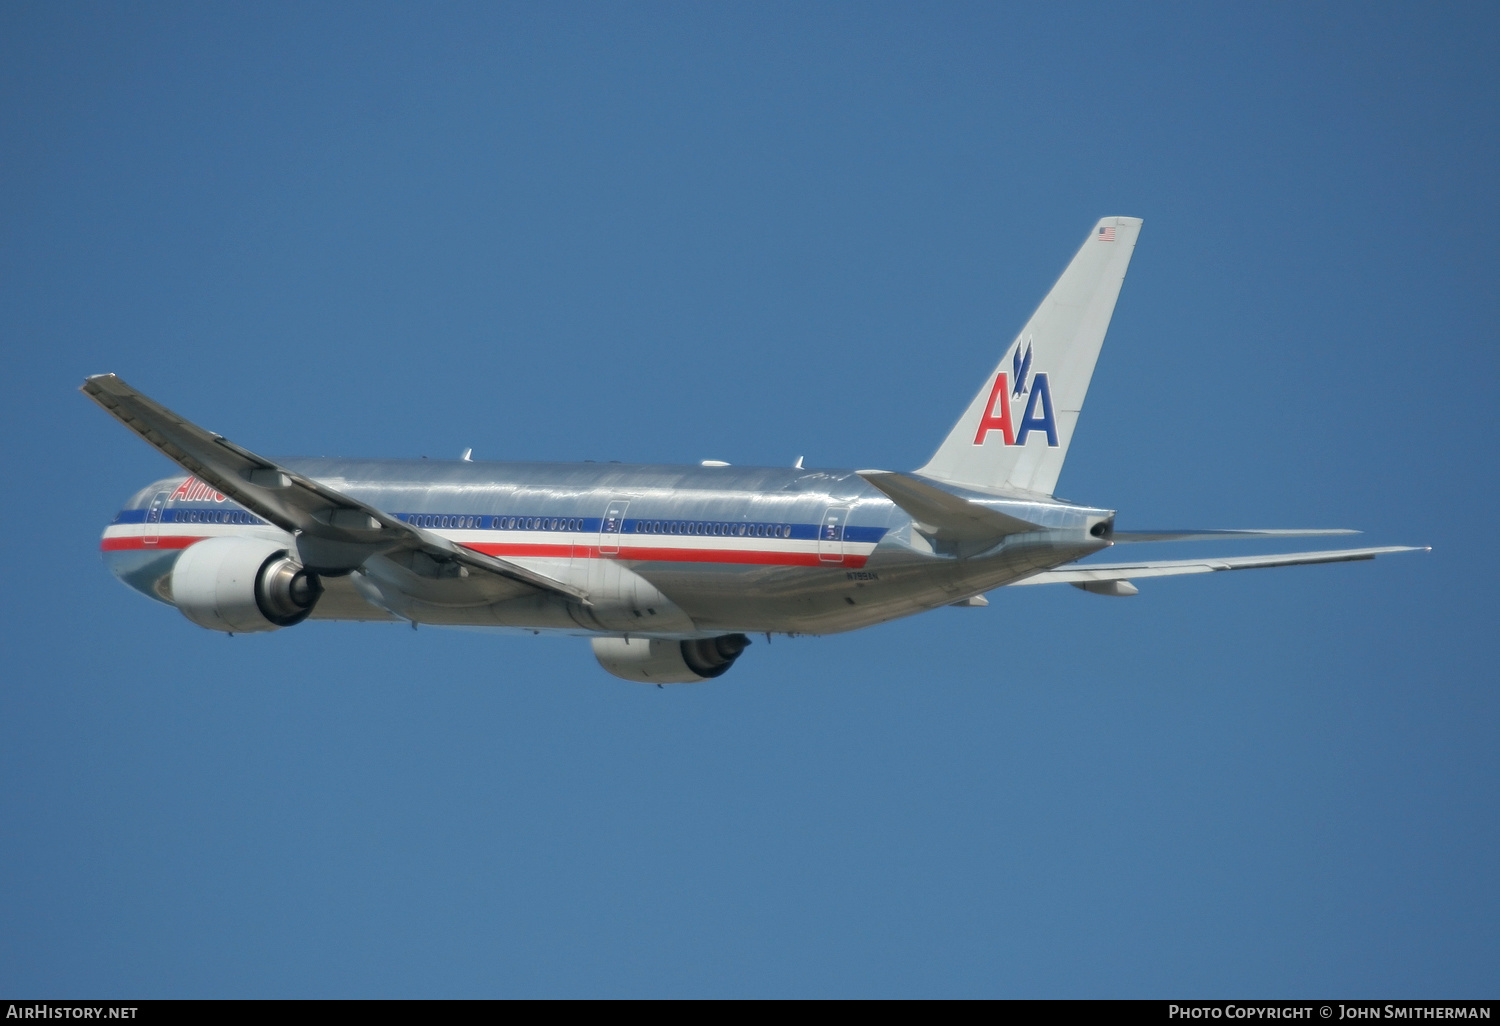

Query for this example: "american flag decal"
[1097,225,1116,242]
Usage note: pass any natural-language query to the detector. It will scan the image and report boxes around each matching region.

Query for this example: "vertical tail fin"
[918,217,1142,495]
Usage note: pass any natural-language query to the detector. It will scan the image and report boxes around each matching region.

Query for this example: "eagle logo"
[1011,338,1033,398]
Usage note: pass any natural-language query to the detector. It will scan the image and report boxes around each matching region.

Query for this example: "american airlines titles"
[170,477,226,503]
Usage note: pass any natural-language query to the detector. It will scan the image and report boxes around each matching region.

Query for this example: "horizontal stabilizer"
[1012,546,1428,587]
[858,470,1040,542]
[1111,528,1360,543]
[81,373,586,599]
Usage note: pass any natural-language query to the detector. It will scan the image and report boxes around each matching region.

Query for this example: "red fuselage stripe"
[100,536,200,551]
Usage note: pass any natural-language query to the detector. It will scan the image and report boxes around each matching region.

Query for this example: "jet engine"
[590,634,751,684]
[170,536,323,633]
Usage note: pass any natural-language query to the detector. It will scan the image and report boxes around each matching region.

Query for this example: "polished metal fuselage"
[102,459,1114,638]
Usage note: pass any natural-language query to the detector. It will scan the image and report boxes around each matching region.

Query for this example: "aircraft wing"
[1011,545,1428,586]
[81,373,586,601]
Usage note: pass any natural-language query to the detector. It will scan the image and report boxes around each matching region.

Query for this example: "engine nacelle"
[591,634,751,684]
[170,537,323,633]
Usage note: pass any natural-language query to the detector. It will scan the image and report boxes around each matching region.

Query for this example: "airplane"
[84,217,1427,683]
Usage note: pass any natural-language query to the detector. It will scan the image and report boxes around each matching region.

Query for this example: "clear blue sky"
[1,2,1495,998]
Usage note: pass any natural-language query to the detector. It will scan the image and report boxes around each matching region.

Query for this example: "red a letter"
[972,373,1015,446]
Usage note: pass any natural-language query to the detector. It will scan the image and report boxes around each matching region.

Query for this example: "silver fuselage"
[102,459,1113,638]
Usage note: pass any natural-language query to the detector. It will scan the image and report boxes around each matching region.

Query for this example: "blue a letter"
[1015,373,1059,446]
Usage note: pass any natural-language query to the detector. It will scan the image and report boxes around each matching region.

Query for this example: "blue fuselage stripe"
[113,506,887,544]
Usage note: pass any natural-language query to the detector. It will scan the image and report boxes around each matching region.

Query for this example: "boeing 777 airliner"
[85,217,1426,682]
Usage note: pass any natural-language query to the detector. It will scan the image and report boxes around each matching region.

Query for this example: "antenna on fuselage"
[461,448,473,462]
[794,456,804,469]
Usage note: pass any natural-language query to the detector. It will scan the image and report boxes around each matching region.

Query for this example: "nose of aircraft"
[99,490,182,605]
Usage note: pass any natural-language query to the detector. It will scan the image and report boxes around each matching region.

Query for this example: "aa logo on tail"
[973,337,1058,447]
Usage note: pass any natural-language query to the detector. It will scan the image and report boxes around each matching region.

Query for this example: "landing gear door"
[599,499,630,557]
[818,506,850,564]
[144,490,169,547]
